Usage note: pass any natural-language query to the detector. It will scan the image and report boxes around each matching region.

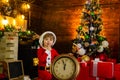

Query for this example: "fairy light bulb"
[26,3,30,9]
[2,18,8,25]
[21,15,25,20]
[2,0,9,3]
[13,19,16,26]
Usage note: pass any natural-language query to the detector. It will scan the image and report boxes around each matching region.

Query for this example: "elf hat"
[39,31,56,48]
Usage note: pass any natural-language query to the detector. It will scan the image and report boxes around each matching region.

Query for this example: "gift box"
[114,71,120,80]
[115,64,120,71]
[76,62,89,80]
[88,76,105,80]
[90,60,114,78]
[114,64,120,80]
[106,58,116,64]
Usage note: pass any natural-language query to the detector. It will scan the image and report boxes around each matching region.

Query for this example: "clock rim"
[51,54,80,80]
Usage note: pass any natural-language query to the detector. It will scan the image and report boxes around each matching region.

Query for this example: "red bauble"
[99,53,107,61]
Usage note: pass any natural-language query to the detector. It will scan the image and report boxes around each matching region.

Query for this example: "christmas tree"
[72,0,111,60]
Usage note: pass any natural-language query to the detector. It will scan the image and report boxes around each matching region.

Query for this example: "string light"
[21,14,25,20]
[13,19,16,26]
[2,0,9,3]
[2,17,8,25]
[6,0,9,2]
[22,3,30,10]
[26,3,30,9]
[0,0,33,30]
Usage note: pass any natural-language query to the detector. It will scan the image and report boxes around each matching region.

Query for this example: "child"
[37,31,59,80]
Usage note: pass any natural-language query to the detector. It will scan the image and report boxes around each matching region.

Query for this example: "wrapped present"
[90,58,114,78]
[80,60,88,67]
[114,71,120,80]
[76,62,89,80]
[114,64,120,80]
[106,58,116,64]
[88,76,105,80]
[77,57,82,62]
[115,64,120,71]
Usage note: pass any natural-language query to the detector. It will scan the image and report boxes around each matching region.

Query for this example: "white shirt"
[45,49,51,67]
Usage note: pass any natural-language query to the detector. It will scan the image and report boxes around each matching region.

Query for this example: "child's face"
[43,37,54,47]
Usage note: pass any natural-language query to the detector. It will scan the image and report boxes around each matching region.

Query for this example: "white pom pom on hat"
[39,31,56,48]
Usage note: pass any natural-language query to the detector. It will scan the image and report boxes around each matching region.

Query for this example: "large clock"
[51,54,80,80]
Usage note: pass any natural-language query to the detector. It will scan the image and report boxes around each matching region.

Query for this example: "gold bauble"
[84,42,89,47]
[72,44,77,53]
[81,55,90,62]
[33,58,39,66]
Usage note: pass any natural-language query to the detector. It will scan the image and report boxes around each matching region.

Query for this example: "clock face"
[51,54,80,80]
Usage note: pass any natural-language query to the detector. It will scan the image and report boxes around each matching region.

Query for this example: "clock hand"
[64,63,66,70]
[62,60,64,65]
[62,60,66,70]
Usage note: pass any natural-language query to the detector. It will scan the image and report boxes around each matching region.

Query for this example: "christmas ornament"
[83,26,89,32]
[77,48,86,55]
[78,25,82,30]
[90,12,95,16]
[102,40,109,48]
[26,30,31,35]
[33,58,39,66]
[97,36,104,42]
[97,45,104,52]
[85,34,89,39]
[80,36,85,40]
[76,43,82,49]
[90,26,94,31]
[81,55,90,62]
[91,40,97,45]
[98,53,107,61]
[84,42,90,47]
[72,43,77,53]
